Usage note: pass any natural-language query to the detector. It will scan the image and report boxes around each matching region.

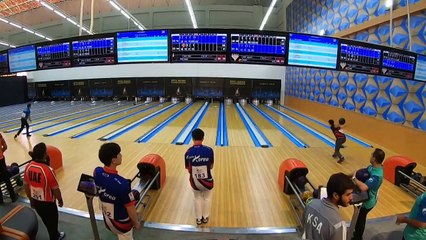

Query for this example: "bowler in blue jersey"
[185,128,214,225]
[94,142,141,240]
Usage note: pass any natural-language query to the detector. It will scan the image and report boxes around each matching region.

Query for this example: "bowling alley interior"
[0,0,425,239]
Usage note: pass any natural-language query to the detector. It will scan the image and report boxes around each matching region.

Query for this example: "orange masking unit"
[383,156,416,185]
[278,158,308,194]
[137,154,166,189]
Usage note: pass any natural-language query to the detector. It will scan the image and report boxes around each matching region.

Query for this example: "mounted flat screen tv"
[381,47,416,79]
[171,31,227,63]
[117,30,168,63]
[288,33,338,69]
[8,45,36,73]
[72,36,115,66]
[0,52,8,74]
[230,32,286,65]
[414,54,426,82]
[338,39,381,75]
[37,42,71,70]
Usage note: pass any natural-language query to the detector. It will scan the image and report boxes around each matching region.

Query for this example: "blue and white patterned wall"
[285,0,426,131]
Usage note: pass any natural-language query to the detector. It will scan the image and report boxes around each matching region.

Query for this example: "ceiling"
[0,0,290,48]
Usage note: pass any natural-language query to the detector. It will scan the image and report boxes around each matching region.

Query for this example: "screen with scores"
[338,40,381,75]
[0,52,8,74]
[117,30,168,63]
[230,33,286,65]
[381,49,416,79]
[72,37,115,66]
[37,42,71,70]
[288,33,339,69]
[171,32,227,63]
[414,54,426,82]
[8,45,37,73]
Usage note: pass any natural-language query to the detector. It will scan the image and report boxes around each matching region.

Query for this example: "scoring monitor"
[338,40,381,75]
[0,52,8,74]
[72,36,115,66]
[230,33,286,65]
[37,42,71,69]
[288,33,339,69]
[381,48,416,79]
[8,45,37,73]
[414,54,426,82]
[171,32,227,63]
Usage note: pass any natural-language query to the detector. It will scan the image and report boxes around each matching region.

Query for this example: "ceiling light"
[0,17,8,23]
[107,0,146,30]
[23,28,35,34]
[9,22,22,28]
[184,0,198,29]
[385,0,393,8]
[40,1,54,11]
[109,1,121,11]
[259,0,277,30]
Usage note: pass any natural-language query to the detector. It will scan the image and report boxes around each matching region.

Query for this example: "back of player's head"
[372,148,385,164]
[32,142,47,162]
[98,142,121,166]
[338,117,346,125]
[192,128,204,141]
[27,103,31,108]
[328,119,335,127]
[326,172,355,198]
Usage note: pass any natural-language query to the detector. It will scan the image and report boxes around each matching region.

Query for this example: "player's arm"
[125,204,141,230]
[331,221,347,240]
[396,215,426,228]
[0,134,6,152]
[352,177,369,192]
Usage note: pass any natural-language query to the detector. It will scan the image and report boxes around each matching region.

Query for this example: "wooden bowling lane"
[0,102,119,131]
[260,105,331,148]
[194,102,220,147]
[31,103,135,136]
[148,102,205,144]
[277,106,367,148]
[112,103,189,142]
[225,103,262,147]
[241,104,301,148]
[58,103,162,138]
[8,129,418,228]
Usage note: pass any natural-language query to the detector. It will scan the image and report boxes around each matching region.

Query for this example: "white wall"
[27,63,286,100]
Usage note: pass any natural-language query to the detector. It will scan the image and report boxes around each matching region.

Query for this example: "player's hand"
[58,199,64,207]
[395,215,406,225]
[134,221,142,230]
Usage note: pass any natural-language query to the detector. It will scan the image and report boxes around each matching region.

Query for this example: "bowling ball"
[132,189,141,202]
[412,172,422,182]
[294,176,307,192]
[301,191,313,204]
[313,189,319,199]
[9,165,19,176]
[339,117,346,125]
[356,168,370,182]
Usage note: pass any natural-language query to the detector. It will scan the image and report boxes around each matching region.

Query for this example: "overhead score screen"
[8,45,36,73]
[37,42,71,69]
[171,32,227,63]
[230,33,286,65]
[414,54,426,82]
[72,37,115,66]
[288,33,338,69]
[0,53,8,74]
[381,49,416,79]
[117,30,168,63]
[338,40,381,74]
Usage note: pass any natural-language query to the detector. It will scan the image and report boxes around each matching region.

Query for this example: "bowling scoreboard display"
[171,32,227,63]
[288,33,339,69]
[72,36,115,66]
[117,30,169,63]
[338,40,381,75]
[37,42,71,70]
[230,33,286,65]
[8,45,37,73]
[0,52,8,74]
[381,47,416,79]
[414,54,426,82]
